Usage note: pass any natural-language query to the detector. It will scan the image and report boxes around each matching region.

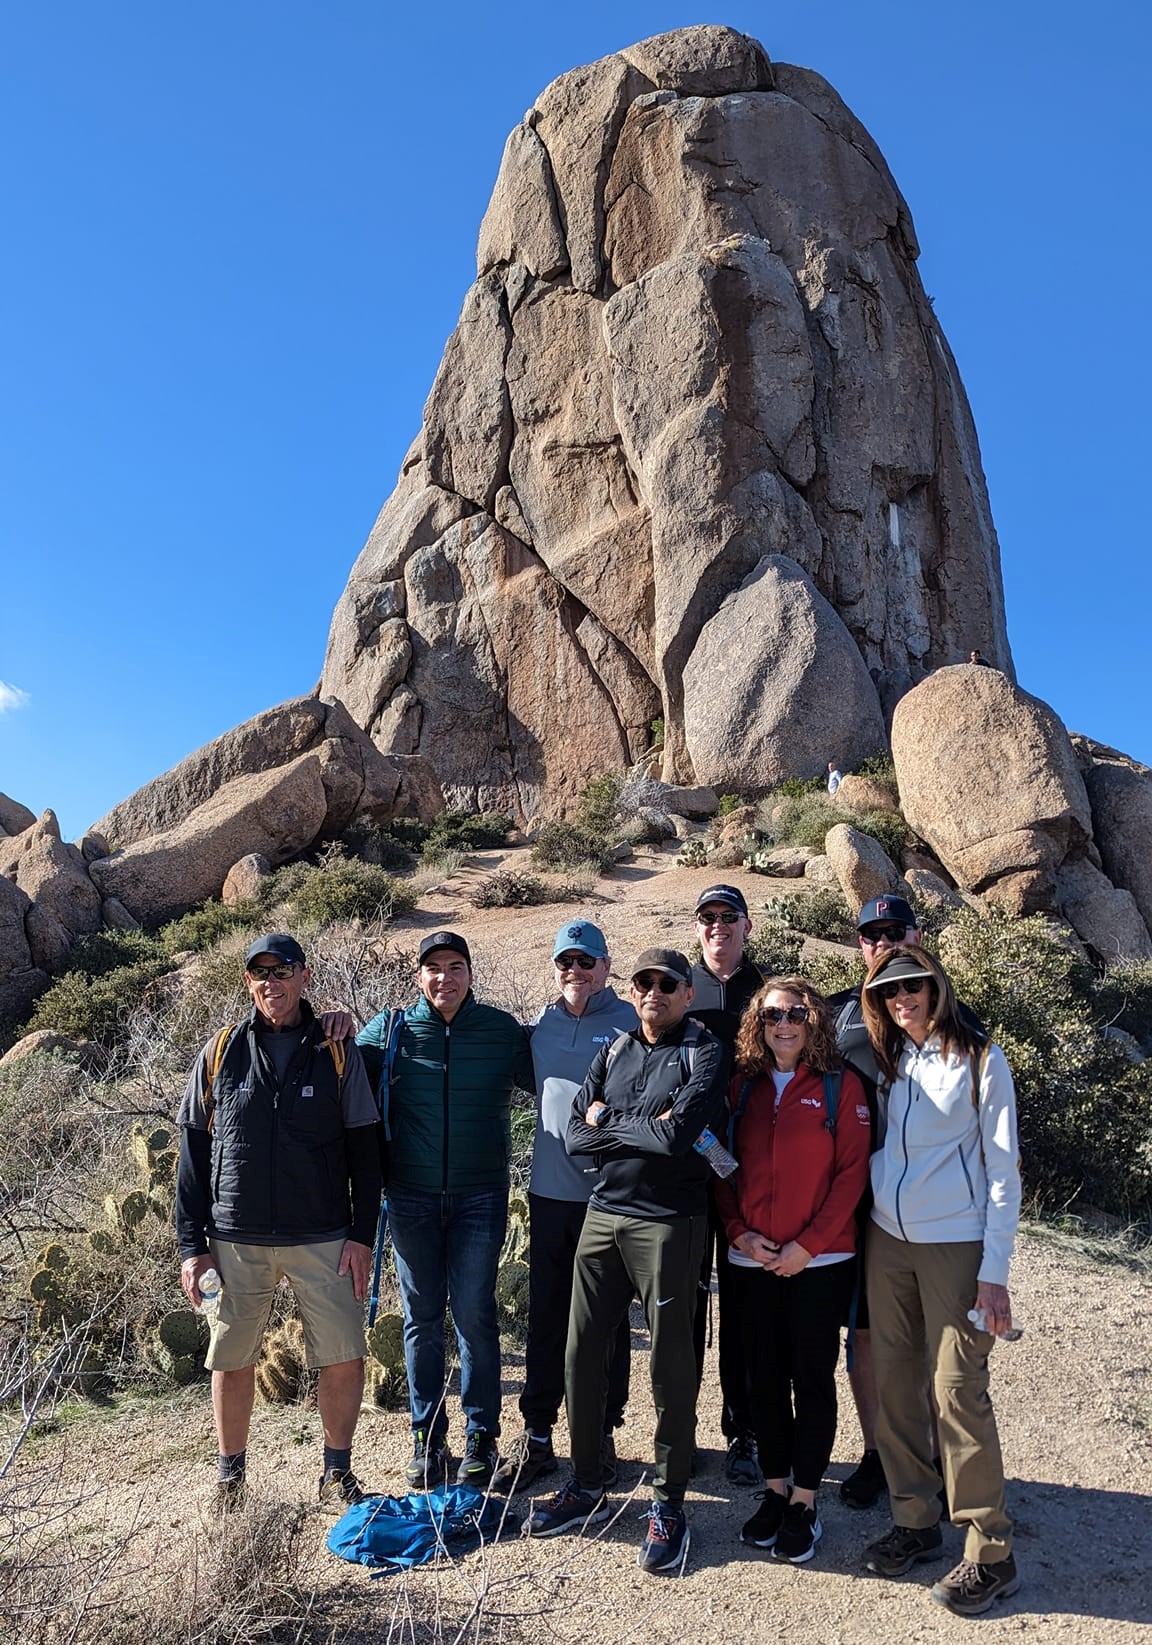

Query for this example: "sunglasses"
[760,1004,810,1027]
[696,909,743,926]
[555,953,598,972]
[247,963,299,981]
[860,924,909,943]
[632,973,682,995]
[877,977,928,1000]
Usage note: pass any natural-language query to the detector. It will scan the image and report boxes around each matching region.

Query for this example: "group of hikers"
[175,883,1022,1618]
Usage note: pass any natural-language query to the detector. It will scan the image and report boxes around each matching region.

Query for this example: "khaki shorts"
[205,1238,367,1372]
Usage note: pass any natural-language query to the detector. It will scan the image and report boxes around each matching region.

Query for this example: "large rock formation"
[320,24,1012,817]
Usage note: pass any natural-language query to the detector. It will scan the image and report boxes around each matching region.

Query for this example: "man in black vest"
[176,934,382,1514]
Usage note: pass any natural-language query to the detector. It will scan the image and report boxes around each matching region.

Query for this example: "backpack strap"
[373,1008,406,1139]
[678,1017,703,1083]
[727,1076,754,1155]
[604,1030,633,1069]
[201,1023,239,1134]
[821,1069,843,1136]
[967,1039,993,1164]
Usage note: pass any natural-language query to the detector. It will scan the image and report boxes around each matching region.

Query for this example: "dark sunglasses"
[696,909,743,926]
[878,977,928,1000]
[860,924,909,943]
[247,963,299,981]
[760,1005,810,1027]
[555,953,597,972]
[632,973,682,995]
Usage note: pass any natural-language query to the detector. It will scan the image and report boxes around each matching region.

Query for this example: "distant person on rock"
[969,650,994,667]
[527,949,724,1576]
[491,919,638,1496]
[827,763,843,795]
[828,895,985,1512]
[687,884,766,1485]
[176,933,382,1515]
[357,932,533,1491]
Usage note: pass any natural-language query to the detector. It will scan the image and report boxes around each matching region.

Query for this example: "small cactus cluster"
[365,1310,408,1409]
[28,1242,80,1334]
[143,1308,209,1384]
[91,1125,177,1257]
[495,1193,531,1338]
[255,1318,317,1405]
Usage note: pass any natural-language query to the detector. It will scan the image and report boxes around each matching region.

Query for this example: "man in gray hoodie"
[492,920,638,1494]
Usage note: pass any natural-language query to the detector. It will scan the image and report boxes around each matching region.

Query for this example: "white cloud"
[0,681,30,713]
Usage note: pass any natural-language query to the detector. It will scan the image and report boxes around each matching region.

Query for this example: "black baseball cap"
[245,933,306,969]
[418,930,472,965]
[857,895,917,932]
[863,951,935,990]
[631,947,693,985]
[694,884,749,917]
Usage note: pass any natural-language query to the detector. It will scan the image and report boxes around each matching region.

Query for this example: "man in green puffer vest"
[357,931,533,1491]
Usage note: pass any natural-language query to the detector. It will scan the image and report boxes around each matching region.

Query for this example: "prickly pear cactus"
[495,1257,530,1337]
[500,1193,530,1265]
[144,1308,210,1383]
[104,1188,150,1235]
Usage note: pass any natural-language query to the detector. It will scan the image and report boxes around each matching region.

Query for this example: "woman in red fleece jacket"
[716,974,871,1566]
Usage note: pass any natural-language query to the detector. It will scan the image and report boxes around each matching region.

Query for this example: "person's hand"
[765,1240,812,1277]
[339,1240,373,1301]
[974,1280,1013,1337]
[584,1100,608,1126]
[320,1010,357,1041]
[735,1231,779,1268]
[180,1253,215,1308]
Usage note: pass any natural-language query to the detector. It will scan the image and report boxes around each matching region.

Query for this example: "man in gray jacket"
[492,920,638,1494]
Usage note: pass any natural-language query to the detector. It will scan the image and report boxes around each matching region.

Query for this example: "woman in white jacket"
[858,945,1022,1619]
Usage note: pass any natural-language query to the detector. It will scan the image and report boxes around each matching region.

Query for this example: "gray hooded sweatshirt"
[529,987,639,1200]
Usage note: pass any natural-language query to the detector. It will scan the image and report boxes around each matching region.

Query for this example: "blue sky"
[2,2,1149,839]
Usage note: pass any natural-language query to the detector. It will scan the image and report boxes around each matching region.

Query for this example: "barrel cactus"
[255,1318,314,1405]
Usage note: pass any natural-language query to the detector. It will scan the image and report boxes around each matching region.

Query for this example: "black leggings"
[730,1257,855,1492]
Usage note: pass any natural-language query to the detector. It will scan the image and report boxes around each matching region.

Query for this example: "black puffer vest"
[208,1004,350,1241]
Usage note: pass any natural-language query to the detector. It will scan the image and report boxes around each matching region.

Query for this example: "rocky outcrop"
[319,25,1011,814]
[0,1029,95,1068]
[0,793,36,837]
[834,774,900,814]
[1055,858,1152,963]
[825,823,908,915]
[0,875,49,1027]
[222,854,271,907]
[10,813,103,972]
[892,667,1094,915]
[1077,748,1152,937]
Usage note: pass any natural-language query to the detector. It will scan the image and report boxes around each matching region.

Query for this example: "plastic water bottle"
[693,1127,739,1179]
[198,1267,223,1317]
[967,1307,1023,1342]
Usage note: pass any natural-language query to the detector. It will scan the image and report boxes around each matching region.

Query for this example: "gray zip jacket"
[528,988,639,1200]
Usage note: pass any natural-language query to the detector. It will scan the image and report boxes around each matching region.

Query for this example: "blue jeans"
[387,1185,509,1439]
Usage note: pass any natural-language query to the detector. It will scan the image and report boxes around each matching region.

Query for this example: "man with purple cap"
[357,931,533,1491]
[492,919,638,1495]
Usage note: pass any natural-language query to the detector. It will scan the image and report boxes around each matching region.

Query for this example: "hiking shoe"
[318,1467,369,1511]
[772,1500,822,1565]
[212,1475,247,1517]
[863,1523,945,1577]
[600,1431,619,1488]
[725,1433,760,1487]
[405,1429,449,1490]
[491,1431,557,1495]
[637,1502,690,1574]
[931,1554,1020,1616]
[526,1478,610,1537]
[840,1448,888,1509]
[456,1429,499,1488]
[740,1487,789,1548]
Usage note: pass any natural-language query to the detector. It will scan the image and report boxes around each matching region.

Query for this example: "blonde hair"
[861,943,983,1082]
[734,975,840,1077]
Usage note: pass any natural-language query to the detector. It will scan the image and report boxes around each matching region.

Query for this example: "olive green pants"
[867,1223,1013,1563]
[565,1208,706,1505]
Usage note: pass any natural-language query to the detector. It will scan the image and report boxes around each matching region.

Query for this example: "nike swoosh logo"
[655,1297,675,1307]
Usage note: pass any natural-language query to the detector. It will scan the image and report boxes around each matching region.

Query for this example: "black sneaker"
[491,1430,557,1495]
[772,1499,822,1565]
[637,1501,690,1574]
[600,1432,619,1488]
[840,1448,887,1509]
[863,1523,945,1578]
[725,1433,760,1486]
[740,1487,789,1548]
[318,1467,370,1511]
[456,1429,499,1488]
[405,1428,449,1490]
[526,1478,610,1537]
[931,1554,1021,1616]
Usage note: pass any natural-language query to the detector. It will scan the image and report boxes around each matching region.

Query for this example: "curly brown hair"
[734,975,841,1076]
[860,942,984,1082]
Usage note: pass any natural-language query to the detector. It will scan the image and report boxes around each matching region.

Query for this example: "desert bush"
[716,793,743,818]
[421,809,515,863]
[742,921,803,977]
[531,820,615,874]
[575,771,624,834]
[764,790,910,864]
[1095,960,1152,1051]
[856,751,898,784]
[470,870,592,908]
[27,956,174,1048]
[777,774,828,799]
[853,807,911,864]
[760,890,854,942]
[67,930,167,977]
[340,820,418,871]
[805,949,866,998]
[159,898,258,955]
[261,856,415,928]
[939,910,1152,1217]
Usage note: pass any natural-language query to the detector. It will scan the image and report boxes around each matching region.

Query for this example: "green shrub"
[650,716,665,749]
[853,808,911,865]
[856,751,898,784]
[531,820,615,874]
[470,870,591,909]
[575,773,623,836]
[1094,961,1152,1051]
[28,958,173,1046]
[341,822,418,872]
[421,810,514,859]
[777,774,828,800]
[760,890,854,942]
[744,921,803,977]
[770,793,843,849]
[938,911,1152,1217]
[716,794,743,819]
[263,859,416,927]
[805,950,866,998]
[68,929,167,977]
[159,899,258,954]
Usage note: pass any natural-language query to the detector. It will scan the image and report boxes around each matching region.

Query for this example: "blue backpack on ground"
[327,1484,520,1575]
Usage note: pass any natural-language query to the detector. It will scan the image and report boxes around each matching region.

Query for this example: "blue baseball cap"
[551,920,609,961]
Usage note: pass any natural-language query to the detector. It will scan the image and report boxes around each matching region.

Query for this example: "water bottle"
[198,1267,223,1317]
[693,1127,739,1179]
[967,1307,1023,1342]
